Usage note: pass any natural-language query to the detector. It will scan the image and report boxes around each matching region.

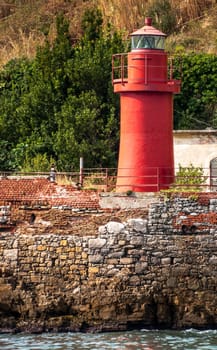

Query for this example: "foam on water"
[0,329,216,350]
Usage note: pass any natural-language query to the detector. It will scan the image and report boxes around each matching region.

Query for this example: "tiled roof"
[0,178,100,209]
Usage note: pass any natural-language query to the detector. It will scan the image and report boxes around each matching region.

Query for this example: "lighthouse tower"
[113,18,180,192]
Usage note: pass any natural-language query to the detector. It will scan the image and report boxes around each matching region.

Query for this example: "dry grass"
[95,0,217,54]
[0,29,45,67]
[167,1,217,54]
[0,0,216,68]
[98,0,148,33]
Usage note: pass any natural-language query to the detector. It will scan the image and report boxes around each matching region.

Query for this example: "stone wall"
[0,195,216,333]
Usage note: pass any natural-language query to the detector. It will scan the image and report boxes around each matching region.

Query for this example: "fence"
[0,167,216,192]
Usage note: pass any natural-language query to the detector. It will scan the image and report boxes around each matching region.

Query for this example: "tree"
[54,91,117,170]
[17,13,74,142]
[0,58,33,144]
[81,8,103,42]
[0,10,125,171]
[174,53,217,129]
[54,9,125,170]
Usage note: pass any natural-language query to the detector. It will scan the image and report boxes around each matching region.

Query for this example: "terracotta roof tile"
[0,178,100,209]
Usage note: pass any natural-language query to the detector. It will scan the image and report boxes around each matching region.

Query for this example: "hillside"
[0,0,216,67]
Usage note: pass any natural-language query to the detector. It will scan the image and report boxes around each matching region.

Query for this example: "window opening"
[210,157,217,191]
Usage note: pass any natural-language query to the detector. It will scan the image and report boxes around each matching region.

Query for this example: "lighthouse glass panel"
[131,35,165,50]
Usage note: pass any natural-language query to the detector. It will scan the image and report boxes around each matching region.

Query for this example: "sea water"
[0,329,216,350]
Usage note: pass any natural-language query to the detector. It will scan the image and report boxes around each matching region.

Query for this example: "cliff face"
[0,193,216,333]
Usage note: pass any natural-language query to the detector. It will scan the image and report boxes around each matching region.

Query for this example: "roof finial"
[145,17,152,26]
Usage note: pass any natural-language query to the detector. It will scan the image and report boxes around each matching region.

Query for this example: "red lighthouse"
[113,18,180,192]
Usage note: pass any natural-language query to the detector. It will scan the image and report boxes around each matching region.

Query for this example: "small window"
[131,35,165,50]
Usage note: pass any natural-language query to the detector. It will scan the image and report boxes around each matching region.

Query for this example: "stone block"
[118,240,126,246]
[68,251,75,259]
[75,247,82,252]
[89,255,103,263]
[60,254,67,260]
[88,267,99,274]
[209,256,217,264]
[107,268,119,276]
[60,240,68,246]
[37,245,47,251]
[98,225,107,234]
[107,258,119,265]
[127,218,148,233]
[161,257,172,265]
[69,264,78,271]
[30,275,41,283]
[135,262,148,274]
[130,236,144,246]
[89,238,106,249]
[82,252,88,259]
[120,257,134,265]
[105,221,125,234]
[108,251,124,258]
[3,249,18,261]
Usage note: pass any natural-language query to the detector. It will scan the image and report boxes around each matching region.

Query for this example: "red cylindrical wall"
[128,50,168,84]
[116,91,174,192]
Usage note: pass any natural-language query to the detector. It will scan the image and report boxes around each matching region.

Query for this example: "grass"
[0,0,216,68]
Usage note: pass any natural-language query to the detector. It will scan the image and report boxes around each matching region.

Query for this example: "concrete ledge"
[99,192,160,209]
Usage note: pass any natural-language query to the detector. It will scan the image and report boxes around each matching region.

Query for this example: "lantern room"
[131,17,165,50]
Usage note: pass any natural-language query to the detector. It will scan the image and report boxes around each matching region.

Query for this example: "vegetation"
[0,10,125,171]
[174,164,206,191]
[0,1,216,171]
[161,164,206,196]
[174,53,217,129]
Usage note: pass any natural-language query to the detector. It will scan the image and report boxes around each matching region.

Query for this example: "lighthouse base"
[115,91,175,193]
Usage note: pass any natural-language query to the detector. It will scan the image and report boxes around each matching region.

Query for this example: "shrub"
[175,164,205,191]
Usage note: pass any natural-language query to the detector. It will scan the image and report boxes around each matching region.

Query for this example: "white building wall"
[173,130,217,179]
